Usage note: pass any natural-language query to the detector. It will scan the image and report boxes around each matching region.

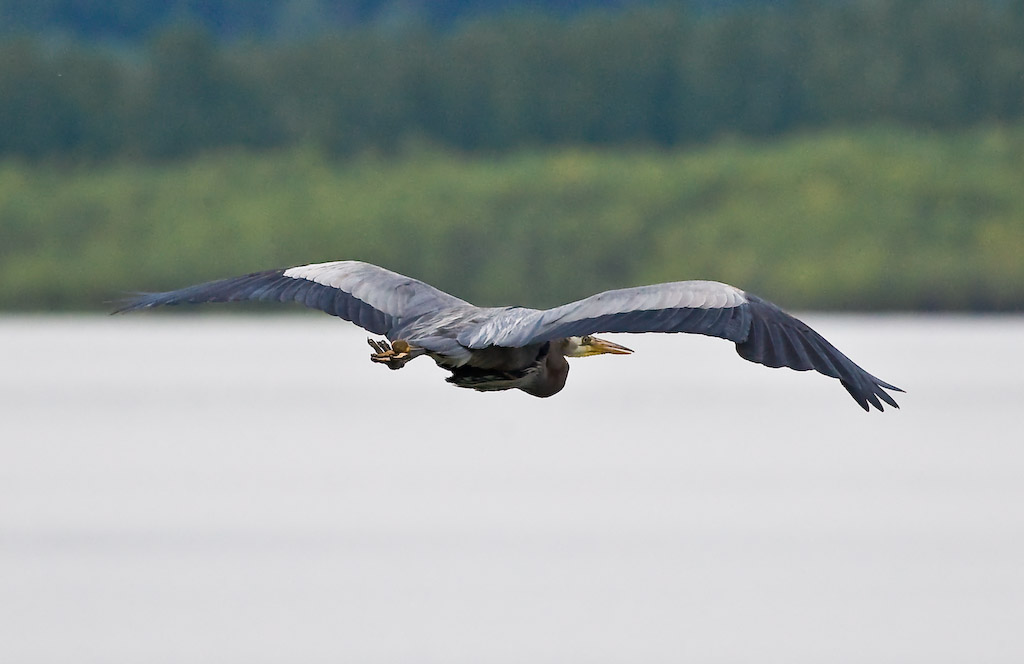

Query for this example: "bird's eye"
[581,335,592,344]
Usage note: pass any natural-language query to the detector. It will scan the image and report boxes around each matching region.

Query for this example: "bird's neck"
[520,349,569,398]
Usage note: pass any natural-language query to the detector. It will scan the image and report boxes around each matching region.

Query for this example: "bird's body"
[115,260,902,410]
[442,340,567,398]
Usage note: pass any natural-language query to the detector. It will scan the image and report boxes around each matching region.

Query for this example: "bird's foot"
[368,338,414,370]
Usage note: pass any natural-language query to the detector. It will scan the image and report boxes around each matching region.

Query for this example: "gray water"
[2,314,1023,663]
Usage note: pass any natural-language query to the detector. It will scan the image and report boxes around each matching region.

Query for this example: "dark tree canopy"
[0,0,1022,160]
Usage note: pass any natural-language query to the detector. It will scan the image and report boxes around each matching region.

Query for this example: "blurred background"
[0,0,1022,311]
[3,2,1024,663]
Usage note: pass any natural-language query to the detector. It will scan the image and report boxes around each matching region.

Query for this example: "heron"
[115,260,902,411]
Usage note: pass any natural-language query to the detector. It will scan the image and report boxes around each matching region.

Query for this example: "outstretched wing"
[458,281,902,412]
[113,260,470,336]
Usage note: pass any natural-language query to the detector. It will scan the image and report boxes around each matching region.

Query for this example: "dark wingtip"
[842,380,872,412]
[840,376,903,413]
[109,297,142,315]
[109,292,165,315]
[868,376,904,411]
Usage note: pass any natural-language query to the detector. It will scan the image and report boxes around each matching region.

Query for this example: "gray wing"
[113,260,470,336]
[458,281,902,412]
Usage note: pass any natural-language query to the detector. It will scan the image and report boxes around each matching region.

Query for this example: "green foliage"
[1,2,1024,160]
[0,39,127,159]
[2,126,1022,312]
[135,28,284,158]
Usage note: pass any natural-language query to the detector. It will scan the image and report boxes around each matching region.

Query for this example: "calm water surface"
[2,314,1023,663]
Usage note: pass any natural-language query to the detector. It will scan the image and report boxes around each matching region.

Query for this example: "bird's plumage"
[117,262,468,337]
[455,280,750,348]
[115,260,902,410]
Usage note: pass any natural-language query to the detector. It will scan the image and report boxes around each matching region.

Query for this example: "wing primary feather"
[784,326,818,371]
[735,295,901,411]
[803,336,843,378]
[840,380,870,412]
[112,267,394,335]
[271,278,307,303]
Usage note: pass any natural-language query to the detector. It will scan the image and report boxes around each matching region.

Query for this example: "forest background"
[1,0,1022,311]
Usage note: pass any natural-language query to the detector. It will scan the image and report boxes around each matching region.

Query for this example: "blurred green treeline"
[3,126,1023,311]
[2,0,1024,159]
[2,0,1023,312]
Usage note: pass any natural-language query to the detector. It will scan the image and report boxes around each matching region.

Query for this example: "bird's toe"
[368,338,414,370]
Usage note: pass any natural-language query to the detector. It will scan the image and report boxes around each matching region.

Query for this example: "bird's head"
[563,335,633,358]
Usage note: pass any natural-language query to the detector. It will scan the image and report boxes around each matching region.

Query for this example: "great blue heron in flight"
[115,260,902,411]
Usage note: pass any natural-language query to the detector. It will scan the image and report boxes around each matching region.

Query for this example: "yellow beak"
[581,336,634,356]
